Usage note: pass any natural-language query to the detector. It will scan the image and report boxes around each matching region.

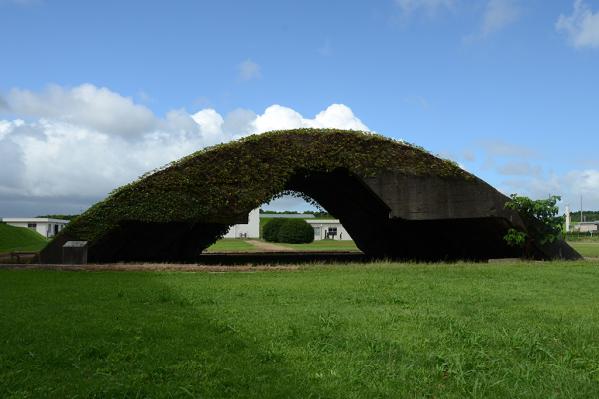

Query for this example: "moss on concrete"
[50,129,470,255]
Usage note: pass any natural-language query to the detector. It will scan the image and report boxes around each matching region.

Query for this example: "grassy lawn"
[285,239,361,252]
[204,238,257,252]
[0,223,47,253]
[206,238,361,252]
[569,241,599,257]
[2,262,599,397]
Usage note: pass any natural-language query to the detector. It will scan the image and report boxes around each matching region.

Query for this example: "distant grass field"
[2,262,599,398]
[569,241,599,257]
[285,239,361,252]
[205,238,258,252]
[0,223,47,253]
[206,238,361,252]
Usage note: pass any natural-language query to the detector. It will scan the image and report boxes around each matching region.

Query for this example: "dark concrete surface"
[40,169,581,263]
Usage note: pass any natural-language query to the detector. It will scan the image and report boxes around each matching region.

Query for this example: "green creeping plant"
[504,194,564,247]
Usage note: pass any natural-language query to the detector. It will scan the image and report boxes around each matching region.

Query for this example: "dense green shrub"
[263,219,287,243]
[504,194,563,247]
[277,219,314,244]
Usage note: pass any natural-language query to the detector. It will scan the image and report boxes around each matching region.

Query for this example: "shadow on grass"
[0,270,332,398]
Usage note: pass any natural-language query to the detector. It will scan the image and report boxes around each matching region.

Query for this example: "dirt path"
[244,240,294,252]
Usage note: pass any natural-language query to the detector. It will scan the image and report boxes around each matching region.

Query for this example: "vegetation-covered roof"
[56,129,470,243]
[0,223,47,253]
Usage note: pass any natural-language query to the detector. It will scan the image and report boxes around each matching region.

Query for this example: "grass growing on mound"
[1,262,599,398]
[54,129,469,247]
[285,240,361,252]
[0,223,47,253]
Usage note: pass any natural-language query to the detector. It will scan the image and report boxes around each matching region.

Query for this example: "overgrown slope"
[57,129,467,244]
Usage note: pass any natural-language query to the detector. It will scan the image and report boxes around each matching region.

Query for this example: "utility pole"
[581,194,583,223]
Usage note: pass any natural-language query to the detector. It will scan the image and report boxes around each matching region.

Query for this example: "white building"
[223,208,260,238]
[307,219,352,241]
[573,222,599,233]
[1,217,69,238]
[224,209,353,241]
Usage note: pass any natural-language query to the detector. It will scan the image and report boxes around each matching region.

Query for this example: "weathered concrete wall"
[364,173,519,223]
[362,172,578,261]
[39,167,581,263]
[38,128,582,264]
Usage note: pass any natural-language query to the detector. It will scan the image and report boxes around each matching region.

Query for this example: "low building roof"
[1,217,70,224]
[306,219,342,224]
[260,213,315,218]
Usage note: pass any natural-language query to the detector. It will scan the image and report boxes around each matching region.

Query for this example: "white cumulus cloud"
[252,104,368,133]
[0,84,369,215]
[557,0,599,48]
[311,104,369,131]
[191,109,225,138]
[5,84,158,137]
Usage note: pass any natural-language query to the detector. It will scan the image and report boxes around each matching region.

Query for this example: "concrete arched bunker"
[40,129,580,263]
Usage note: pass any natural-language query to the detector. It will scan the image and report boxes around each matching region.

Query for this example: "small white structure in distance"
[573,222,599,233]
[223,208,260,238]
[227,209,353,241]
[307,219,352,241]
[1,217,69,238]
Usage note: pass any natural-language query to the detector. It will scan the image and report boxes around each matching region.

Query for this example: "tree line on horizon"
[259,209,331,218]
[568,211,599,223]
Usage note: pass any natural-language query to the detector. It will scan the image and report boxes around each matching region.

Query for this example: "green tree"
[504,194,564,247]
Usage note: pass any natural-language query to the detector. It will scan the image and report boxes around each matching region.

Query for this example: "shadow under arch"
[284,168,538,262]
[39,129,580,263]
[283,167,391,257]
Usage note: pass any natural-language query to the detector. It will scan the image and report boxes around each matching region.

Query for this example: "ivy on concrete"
[57,128,470,246]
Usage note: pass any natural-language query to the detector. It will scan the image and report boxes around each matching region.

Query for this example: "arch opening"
[81,168,389,263]
[39,129,580,263]
[283,168,524,261]
[79,168,520,263]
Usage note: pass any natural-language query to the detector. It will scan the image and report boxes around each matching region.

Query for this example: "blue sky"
[1,0,599,215]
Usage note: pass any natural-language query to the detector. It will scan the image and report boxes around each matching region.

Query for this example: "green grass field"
[285,239,361,252]
[2,262,599,398]
[569,241,599,257]
[0,223,47,253]
[205,238,258,252]
[206,238,361,252]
